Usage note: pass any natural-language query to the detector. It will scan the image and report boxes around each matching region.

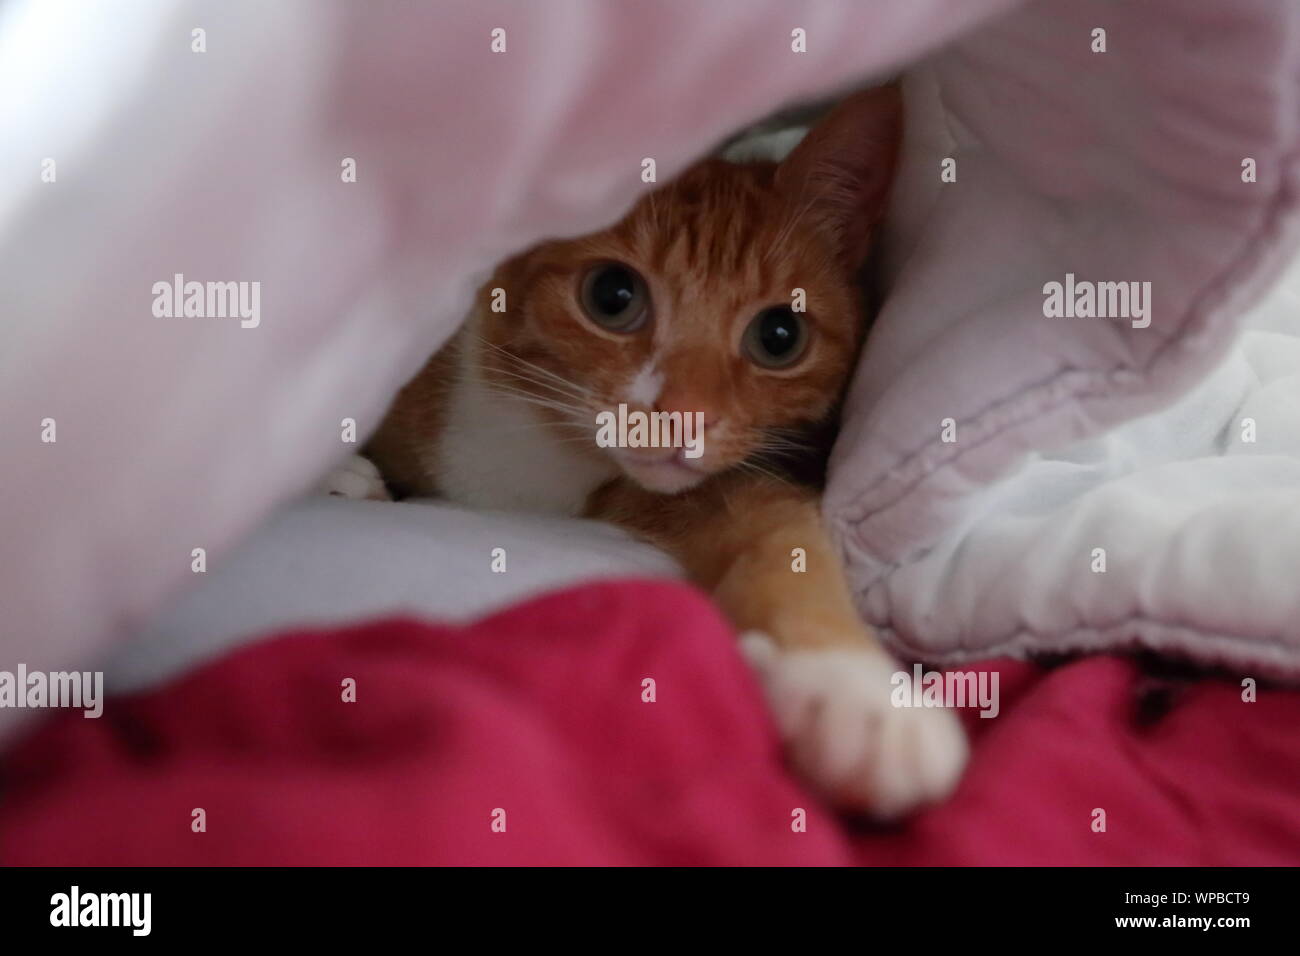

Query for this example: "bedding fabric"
[828,1,1300,677]
[100,496,681,695]
[5,0,1300,751]
[4,580,1298,866]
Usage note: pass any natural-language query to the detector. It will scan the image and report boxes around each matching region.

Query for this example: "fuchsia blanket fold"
[3,581,1297,866]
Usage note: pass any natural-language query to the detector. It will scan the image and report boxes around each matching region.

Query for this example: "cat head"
[477,86,901,494]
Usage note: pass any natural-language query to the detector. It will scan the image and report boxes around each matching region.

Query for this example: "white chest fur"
[430,337,618,515]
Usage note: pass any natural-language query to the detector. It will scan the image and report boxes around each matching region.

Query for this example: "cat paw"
[740,631,968,820]
[318,455,391,501]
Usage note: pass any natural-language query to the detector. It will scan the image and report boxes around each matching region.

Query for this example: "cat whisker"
[472,336,594,402]
[487,360,592,402]
[749,428,815,456]
[479,383,589,419]
[473,366,582,403]
[754,441,813,461]
[487,367,594,406]
[475,419,593,436]
[480,380,583,410]
[754,426,811,452]
[734,458,793,488]
[755,431,812,447]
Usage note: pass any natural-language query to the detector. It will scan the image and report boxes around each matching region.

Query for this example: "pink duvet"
[3,580,1296,866]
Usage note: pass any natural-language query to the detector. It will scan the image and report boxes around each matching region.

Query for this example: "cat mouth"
[611,448,710,494]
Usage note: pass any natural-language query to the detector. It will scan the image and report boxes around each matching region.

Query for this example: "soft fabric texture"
[828,2,1300,677]
[5,0,1300,750]
[855,259,1300,677]
[5,580,1298,866]
[102,496,680,694]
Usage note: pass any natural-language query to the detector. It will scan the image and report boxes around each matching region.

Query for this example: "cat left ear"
[775,84,902,269]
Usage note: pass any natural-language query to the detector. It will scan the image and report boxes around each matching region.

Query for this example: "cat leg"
[317,454,391,501]
[588,473,967,819]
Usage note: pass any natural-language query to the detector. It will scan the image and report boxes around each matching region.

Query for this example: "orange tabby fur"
[363,87,968,816]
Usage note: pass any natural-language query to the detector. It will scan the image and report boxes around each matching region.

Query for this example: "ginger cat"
[338,87,966,818]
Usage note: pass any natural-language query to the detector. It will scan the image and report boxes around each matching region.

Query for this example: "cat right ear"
[774,85,902,269]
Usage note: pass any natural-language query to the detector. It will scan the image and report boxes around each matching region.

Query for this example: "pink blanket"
[4,580,1296,866]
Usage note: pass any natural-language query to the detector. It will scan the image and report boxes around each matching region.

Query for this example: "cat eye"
[578,263,650,332]
[743,306,807,369]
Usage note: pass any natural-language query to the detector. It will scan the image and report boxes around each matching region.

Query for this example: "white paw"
[318,455,391,501]
[741,631,968,820]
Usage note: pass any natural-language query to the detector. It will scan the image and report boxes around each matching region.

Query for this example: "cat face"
[477,87,901,494]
